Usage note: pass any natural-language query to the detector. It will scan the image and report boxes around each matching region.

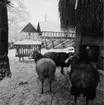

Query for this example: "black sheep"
[44,52,73,74]
[69,57,100,105]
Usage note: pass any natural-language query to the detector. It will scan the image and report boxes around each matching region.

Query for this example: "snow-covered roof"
[14,39,42,45]
[37,21,62,32]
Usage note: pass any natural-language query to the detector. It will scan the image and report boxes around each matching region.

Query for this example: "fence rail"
[14,45,41,61]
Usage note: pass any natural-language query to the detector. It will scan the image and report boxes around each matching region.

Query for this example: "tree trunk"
[75,25,82,57]
[0,0,11,81]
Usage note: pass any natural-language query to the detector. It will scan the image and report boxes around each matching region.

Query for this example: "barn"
[37,21,75,49]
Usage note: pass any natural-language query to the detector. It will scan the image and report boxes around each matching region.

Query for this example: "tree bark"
[0,0,11,81]
[75,25,82,57]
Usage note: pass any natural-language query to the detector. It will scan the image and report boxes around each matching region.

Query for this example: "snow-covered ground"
[0,49,103,105]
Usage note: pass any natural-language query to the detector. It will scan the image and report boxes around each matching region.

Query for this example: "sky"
[23,0,60,24]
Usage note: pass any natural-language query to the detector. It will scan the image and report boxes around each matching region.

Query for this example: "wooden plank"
[15,45,42,58]
[51,40,54,48]
[41,36,74,39]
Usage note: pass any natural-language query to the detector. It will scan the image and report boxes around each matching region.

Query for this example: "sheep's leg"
[49,80,52,92]
[41,81,44,94]
[75,96,77,105]
[86,97,89,105]
[61,67,64,75]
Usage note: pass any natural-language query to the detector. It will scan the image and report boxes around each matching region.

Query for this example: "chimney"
[45,14,47,22]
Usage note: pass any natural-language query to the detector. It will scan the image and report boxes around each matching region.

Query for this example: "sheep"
[69,56,100,105]
[30,50,74,75]
[32,51,56,94]
[44,52,74,74]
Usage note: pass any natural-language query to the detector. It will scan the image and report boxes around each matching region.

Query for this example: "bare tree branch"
[8,0,30,25]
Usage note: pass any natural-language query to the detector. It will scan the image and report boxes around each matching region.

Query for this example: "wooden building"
[37,21,75,49]
[37,21,76,39]
[14,22,42,61]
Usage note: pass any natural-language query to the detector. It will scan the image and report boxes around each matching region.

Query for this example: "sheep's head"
[29,51,42,62]
[65,53,79,64]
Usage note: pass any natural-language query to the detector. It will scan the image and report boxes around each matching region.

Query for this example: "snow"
[41,47,75,54]
[14,39,42,45]
[8,49,16,58]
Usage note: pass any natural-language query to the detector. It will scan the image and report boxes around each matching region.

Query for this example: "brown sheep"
[36,58,56,94]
